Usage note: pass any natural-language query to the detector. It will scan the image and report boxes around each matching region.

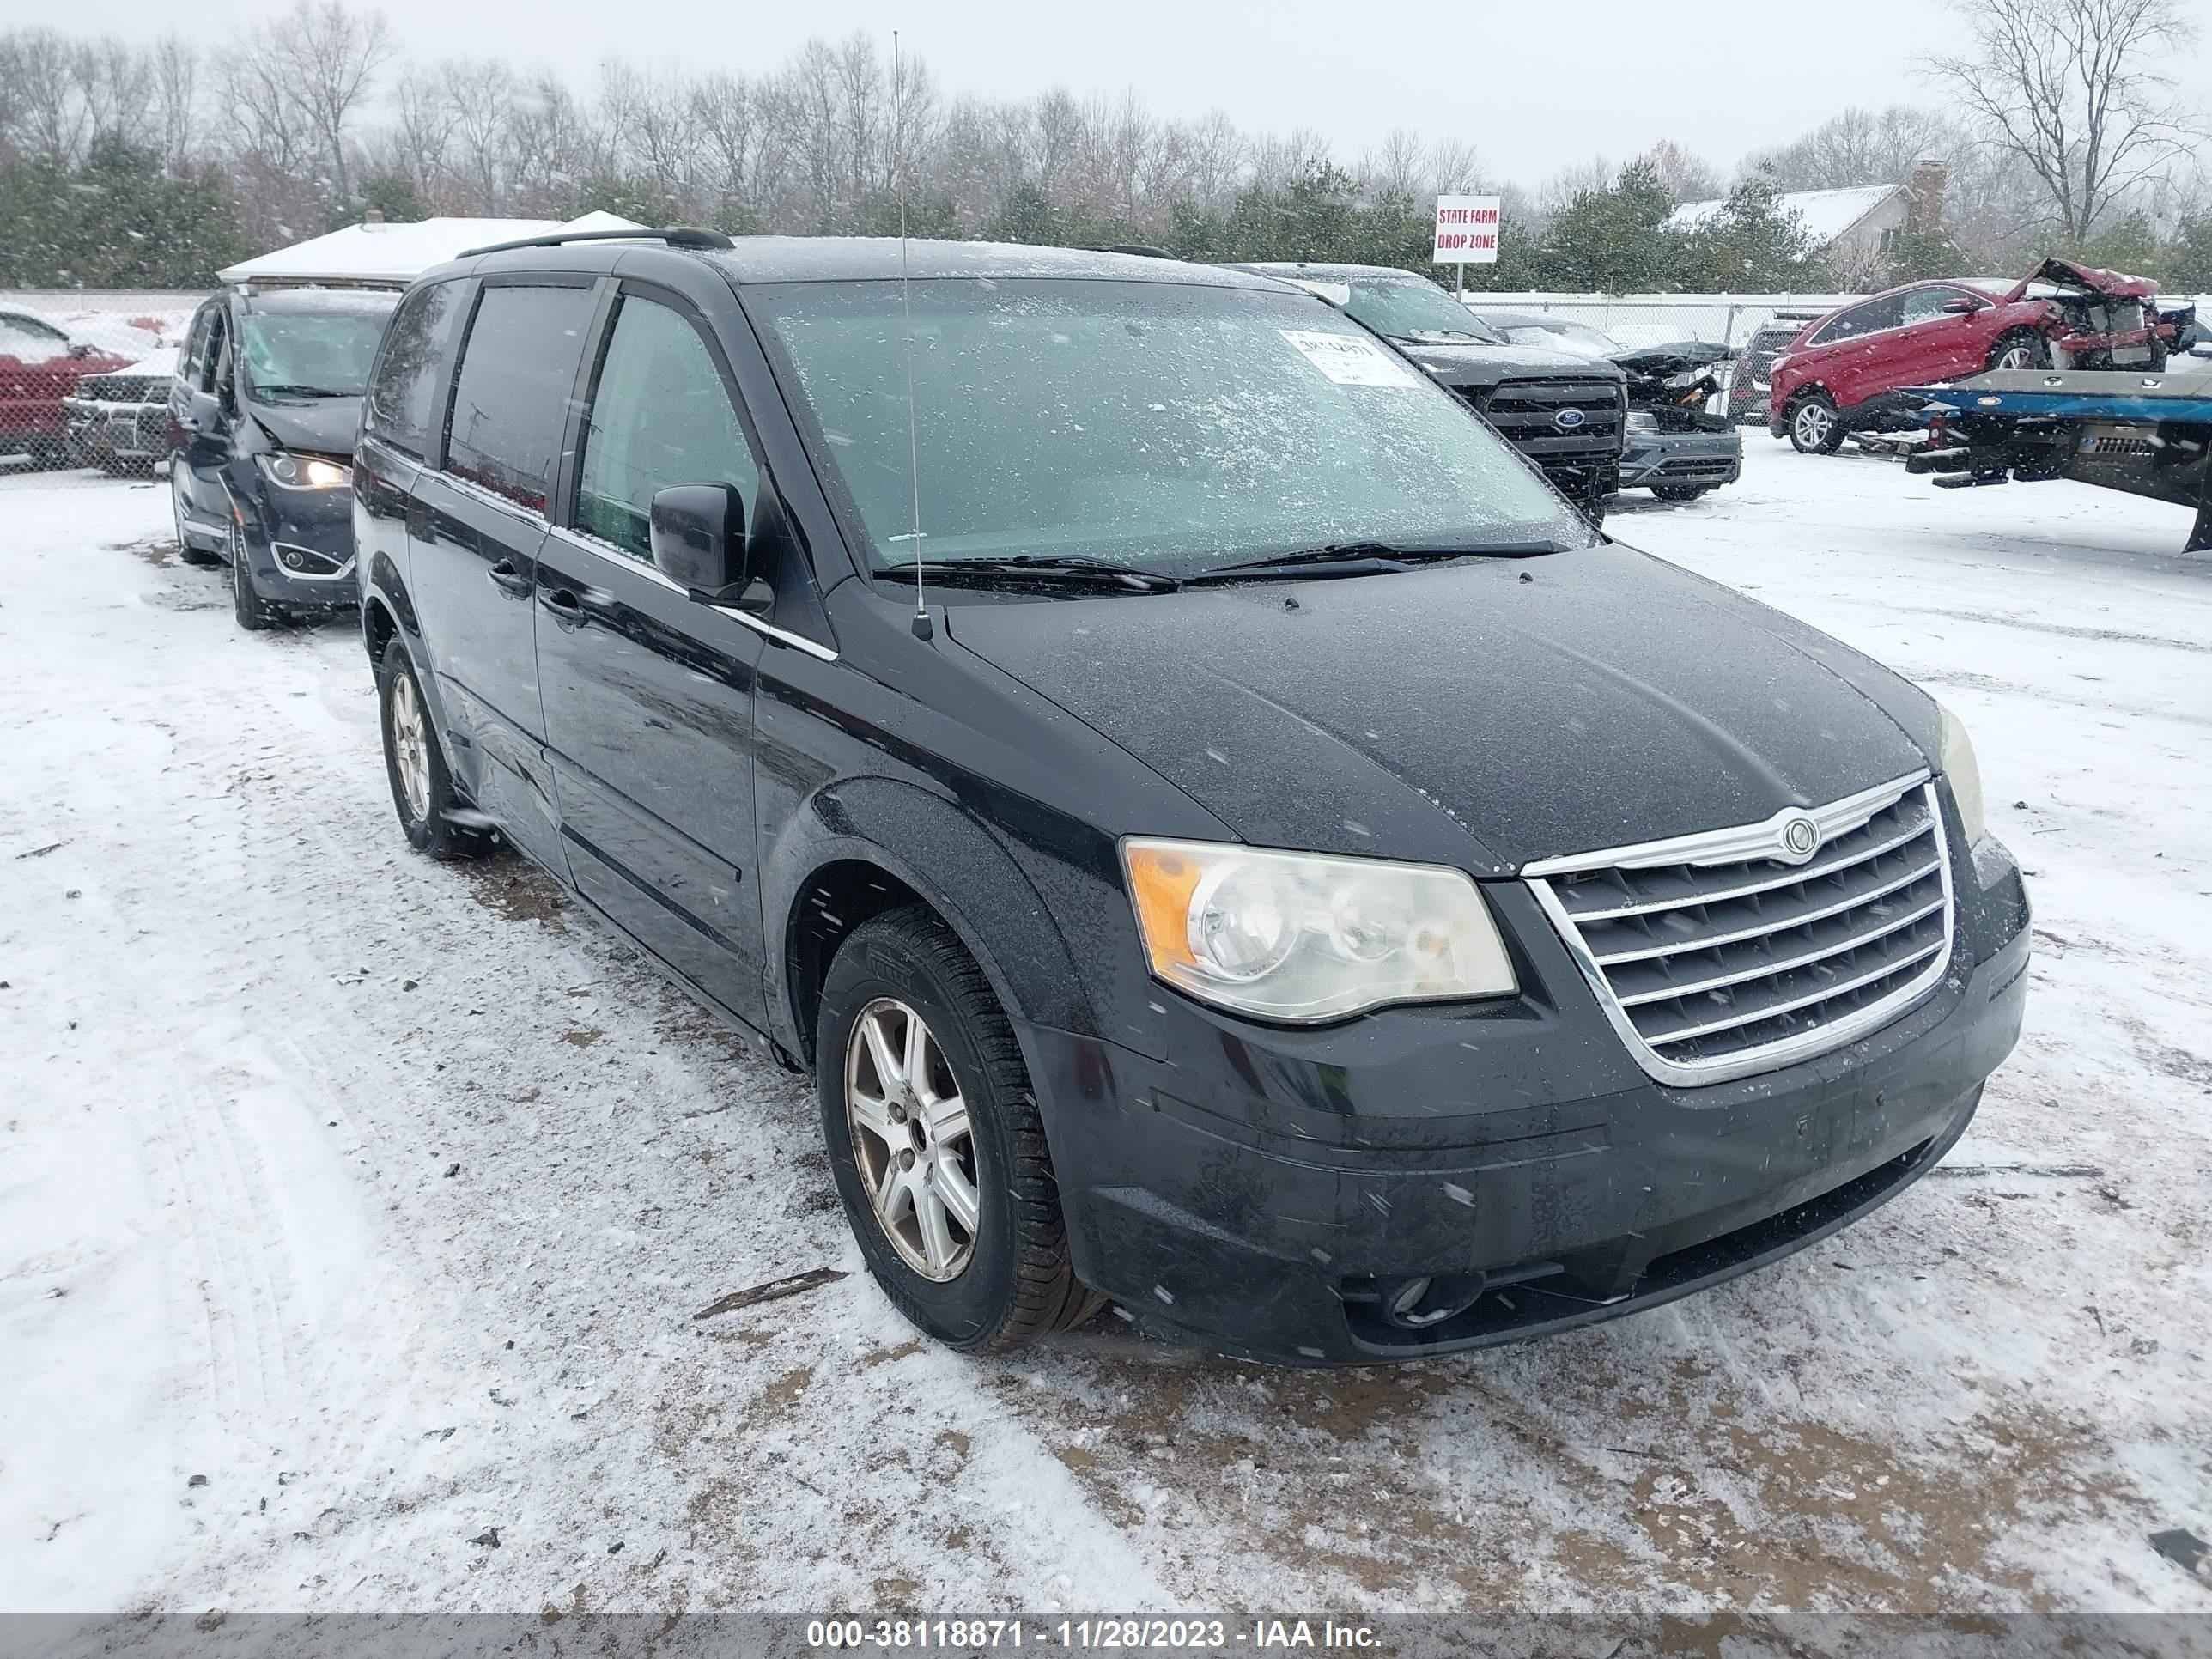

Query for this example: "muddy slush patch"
[465,857,569,931]
[1000,1343,2137,1609]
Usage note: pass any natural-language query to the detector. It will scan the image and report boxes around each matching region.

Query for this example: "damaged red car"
[1768,259,2196,453]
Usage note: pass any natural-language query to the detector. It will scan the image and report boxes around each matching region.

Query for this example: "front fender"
[760,775,1120,1065]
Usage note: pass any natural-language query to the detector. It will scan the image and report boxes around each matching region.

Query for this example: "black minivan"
[356,231,2030,1366]
[170,286,398,629]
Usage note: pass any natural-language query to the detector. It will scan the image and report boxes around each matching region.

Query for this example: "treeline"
[3,4,2209,294]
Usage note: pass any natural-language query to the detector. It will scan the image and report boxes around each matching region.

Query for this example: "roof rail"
[459,225,736,258]
[1087,243,1176,259]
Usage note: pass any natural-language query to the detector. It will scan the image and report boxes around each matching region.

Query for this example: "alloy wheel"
[844,997,980,1281]
[1994,344,2035,370]
[388,669,432,823]
[1793,401,1834,448]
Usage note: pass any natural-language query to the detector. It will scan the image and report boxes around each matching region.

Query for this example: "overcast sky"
[23,0,2212,187]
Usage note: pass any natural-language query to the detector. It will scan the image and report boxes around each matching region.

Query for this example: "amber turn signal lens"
[1123,842,1203,969]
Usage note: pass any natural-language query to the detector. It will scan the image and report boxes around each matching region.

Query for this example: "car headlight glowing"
[257,452,351,489]
[1936,699,1986,845]
[1121,838,1516,1022]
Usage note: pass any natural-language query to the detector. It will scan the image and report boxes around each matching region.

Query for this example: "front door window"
[575,296,760,562]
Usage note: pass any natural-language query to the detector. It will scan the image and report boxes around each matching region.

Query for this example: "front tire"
[817,907,1101,1352]
[1653,484,1713,501]
[171,467,222,566]
[1787,391,1845,453]
[377,641,493,860]
[1986,329,2050,373]
[230,523,280,630]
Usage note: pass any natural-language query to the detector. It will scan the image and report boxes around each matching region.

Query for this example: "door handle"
[538,586,587,627]
[487,559,532,598]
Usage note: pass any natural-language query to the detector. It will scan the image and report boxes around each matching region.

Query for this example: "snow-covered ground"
[3,441,2209,1620]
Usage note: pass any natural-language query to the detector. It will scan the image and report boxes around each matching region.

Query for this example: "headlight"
[256,452,351,489]
[1936,699,1986,845]
[1121,839,1516,1022]
[1624,410,1659,432]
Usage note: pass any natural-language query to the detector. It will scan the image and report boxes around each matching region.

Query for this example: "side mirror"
[1940,297,1986,314]
[184,388,226,436]
[649,483,753,604]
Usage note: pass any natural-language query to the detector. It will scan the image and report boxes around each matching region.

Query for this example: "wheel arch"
[363,551,467,787]
[765,778,1104,1070]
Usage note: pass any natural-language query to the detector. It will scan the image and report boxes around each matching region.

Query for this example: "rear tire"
[1787,391,1845,454]
[377,641,494,860]
[1985,330,2050,373]
[817,906,1103,1353]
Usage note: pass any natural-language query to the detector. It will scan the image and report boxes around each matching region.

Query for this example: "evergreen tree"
[1879,223,1968,285]
[2165,216,2212,292]
[359,172,429,224]
[1676,170,1816,290]
[988,182,1062,246]
[0,134,248,289]
[1532,161,1678,292]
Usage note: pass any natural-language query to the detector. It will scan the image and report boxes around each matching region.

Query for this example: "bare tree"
[1922,0,2201,240]
[0,29,97,164]
[146,36,199,169]
[219,1,393,212]
[1748,105,1964,192]
[1639,138,1721,204]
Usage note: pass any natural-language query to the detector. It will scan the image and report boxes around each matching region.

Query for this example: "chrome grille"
[1524,775,1954,1086]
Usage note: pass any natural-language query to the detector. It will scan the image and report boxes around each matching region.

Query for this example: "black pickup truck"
[1226,263,1627,523]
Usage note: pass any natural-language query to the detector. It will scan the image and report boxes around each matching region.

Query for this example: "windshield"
[1494,319,1620,356]
[754,277,1588,575]
[1338,278,1502,343]
[240,307,394,398]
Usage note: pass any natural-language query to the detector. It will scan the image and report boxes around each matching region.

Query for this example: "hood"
[1398,339,1626,390]
[249,396,364,457]
[943,547,1934,871]
[1608,341,1735,375]
[2004,258,2160,303]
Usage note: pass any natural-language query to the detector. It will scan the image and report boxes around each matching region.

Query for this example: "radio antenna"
[894,28,933,641]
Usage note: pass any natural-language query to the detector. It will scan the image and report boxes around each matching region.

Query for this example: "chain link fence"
[1458,291,1867,426]
[1,289,204,485]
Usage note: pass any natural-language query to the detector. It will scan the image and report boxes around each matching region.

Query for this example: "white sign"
[1279,330,1422,387]
[1432,194,1501,264]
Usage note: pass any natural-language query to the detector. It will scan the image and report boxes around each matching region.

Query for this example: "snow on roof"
[217,213,646,287]
[1667,184,1904,247]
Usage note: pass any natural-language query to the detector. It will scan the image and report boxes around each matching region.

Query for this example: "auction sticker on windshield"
[1279,329,1421,386]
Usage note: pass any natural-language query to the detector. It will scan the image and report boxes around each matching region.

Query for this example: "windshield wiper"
[251,383,352,399]
[1191,539,1572,582]
[879,555,1181,592]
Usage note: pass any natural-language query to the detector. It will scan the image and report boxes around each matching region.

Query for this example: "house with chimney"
[1668,160,1948,289]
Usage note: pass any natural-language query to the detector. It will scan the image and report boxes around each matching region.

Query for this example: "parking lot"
[3,439,2209,1617]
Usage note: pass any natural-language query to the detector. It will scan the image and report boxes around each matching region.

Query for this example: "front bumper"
[236,482,359,607]
[1619,429,1743,490]
[1024,851,2030,1366]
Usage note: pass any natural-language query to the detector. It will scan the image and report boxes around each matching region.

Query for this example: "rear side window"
[365,281,465,457]
[1809,295,1903,346]
[574,295,760,562]
[443,283,597,515]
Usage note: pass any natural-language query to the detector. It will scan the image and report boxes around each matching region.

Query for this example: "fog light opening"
[271,543,344,578]
[1376,1272,1486,1330]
